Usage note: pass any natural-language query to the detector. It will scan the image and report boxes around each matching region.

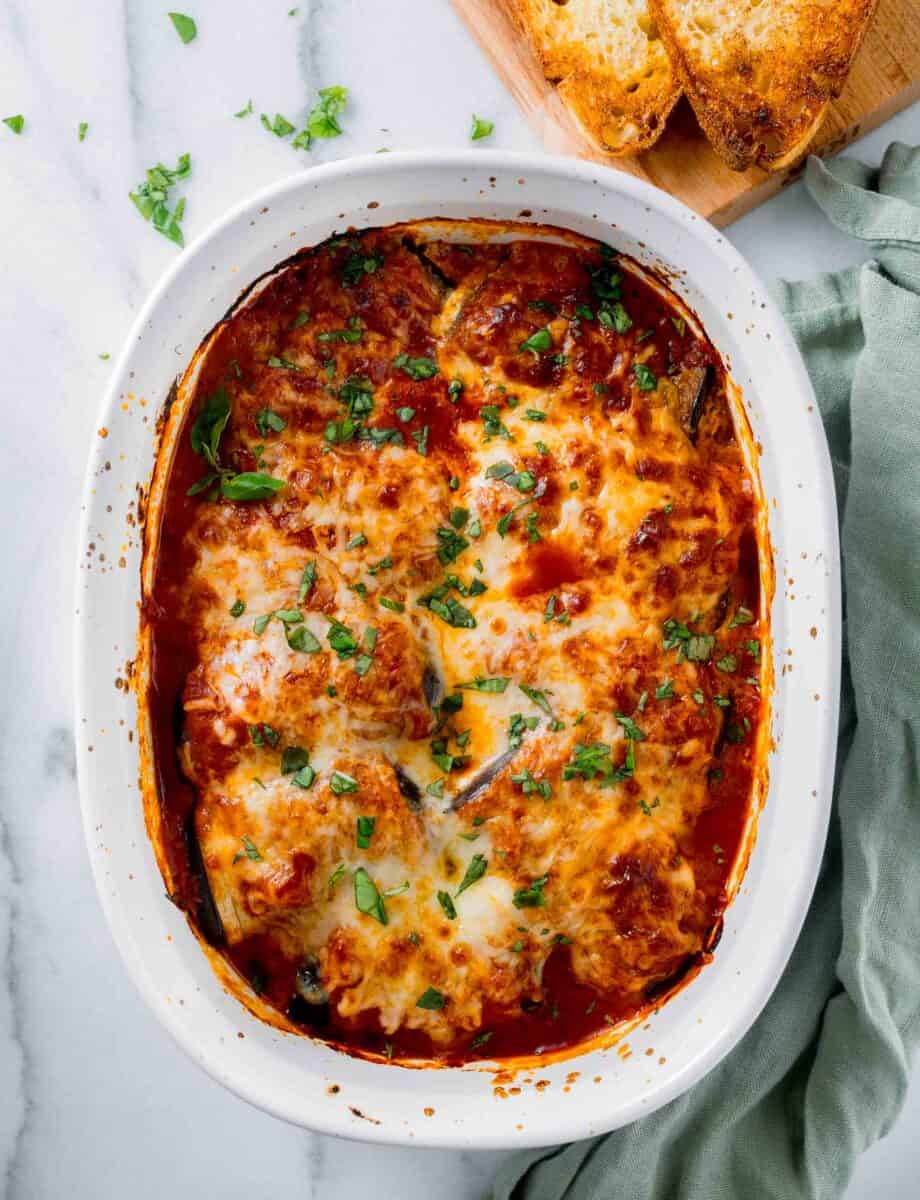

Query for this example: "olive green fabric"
[493,143,920,1200]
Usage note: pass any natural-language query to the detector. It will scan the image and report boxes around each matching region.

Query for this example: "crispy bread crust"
[506,0,681,155]
[648,0,879,170]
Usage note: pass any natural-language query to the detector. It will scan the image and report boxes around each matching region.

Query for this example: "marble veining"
[0,0,918,1195]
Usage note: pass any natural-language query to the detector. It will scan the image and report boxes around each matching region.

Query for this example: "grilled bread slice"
[506,0,680,156]
[647,0,878,171]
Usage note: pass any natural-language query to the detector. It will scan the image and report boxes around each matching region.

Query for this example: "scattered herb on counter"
[3,114,24,134]
[261,111,296,138]
[234,99,253,118]
[129,152,191,246]
[168,12,197,43]
[470,115,494,141]
[78,121,89,141]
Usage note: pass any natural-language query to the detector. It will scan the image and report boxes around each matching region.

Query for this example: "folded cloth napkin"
[494,143,920,1200]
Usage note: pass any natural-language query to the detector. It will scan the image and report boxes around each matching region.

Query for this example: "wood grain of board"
[451,0,920,226]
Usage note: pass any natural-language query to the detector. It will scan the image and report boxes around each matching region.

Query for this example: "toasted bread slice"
[647,0,878,171]
[506,0,680,156]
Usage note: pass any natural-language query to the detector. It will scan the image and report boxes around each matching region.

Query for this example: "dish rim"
[75,149,841,1148]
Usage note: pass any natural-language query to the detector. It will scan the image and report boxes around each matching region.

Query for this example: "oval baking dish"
[75,151,839,1148]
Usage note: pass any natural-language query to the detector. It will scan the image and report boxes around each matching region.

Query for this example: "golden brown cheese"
[143,222,767,1064]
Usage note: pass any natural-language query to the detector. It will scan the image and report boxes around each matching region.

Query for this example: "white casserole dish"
[75,151,840,1148]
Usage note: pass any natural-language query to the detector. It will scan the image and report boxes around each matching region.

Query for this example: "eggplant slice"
[184,813,224,945]
[450,746,518,811]
[674,364,713,442]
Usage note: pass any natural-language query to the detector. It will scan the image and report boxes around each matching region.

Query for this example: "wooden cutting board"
[451,0,920,226]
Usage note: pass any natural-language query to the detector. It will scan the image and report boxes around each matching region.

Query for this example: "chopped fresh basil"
[519,328,552,354]
[249,723,280,748]
[728,605,755,628]
[331,771,359,795]
[328,862,347,892]
[292,764,316,789]
[346,533,368,550]
[393,353,439,380]
[341,248,383,287]
[286,624,321,653]
[411,425,430,456]
[327,620,358,660]
[395,406,415,423]
[379,596,404,613]
[281,746,310,774]
[168,12,197,43]
[458,676,509,694]
[655,679,674,700]
[511,768,552,800]
[662,618,715,663]
[267,354,300,370]
[232,835,262,863]
[317,316,362,344]
[448,379,463,403]
[449,506,469,530]
[220,472,283,501]
[437,891,457,920]
[471,1030,493,1050]
[229,598,245,618]
[456,853,487,896]
[413,986,446,1013]
[633,362,657,391]
[354,867,387,924]
[480,405,512,442]
[716,654,738,673]
[564,741,633,787]
[615,712,646,741]
[356,815,376,849]
[295,85,349,149]
[470,115,494,141]
[519,683,552,714]
[513,875,548,909]
[130,152,191,246]
[255,407,286,436]
[261,112,296,138]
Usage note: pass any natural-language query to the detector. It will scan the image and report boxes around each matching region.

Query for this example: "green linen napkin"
[494,143,920,1200]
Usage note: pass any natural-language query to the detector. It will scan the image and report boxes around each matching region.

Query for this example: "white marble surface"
[0,2,917,1196]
